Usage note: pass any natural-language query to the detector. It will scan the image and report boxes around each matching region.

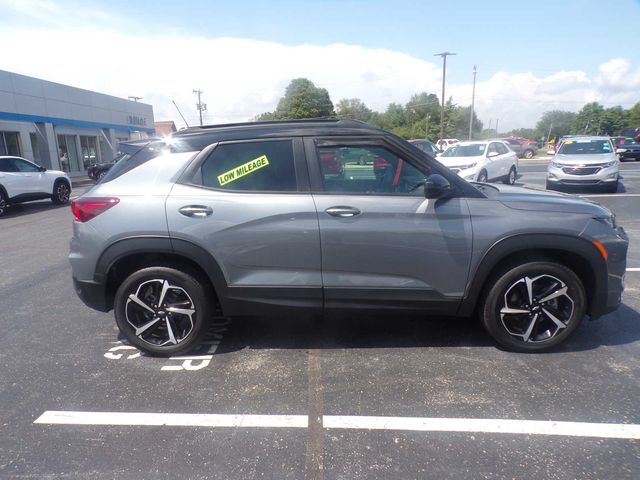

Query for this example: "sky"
[1,0,639,132]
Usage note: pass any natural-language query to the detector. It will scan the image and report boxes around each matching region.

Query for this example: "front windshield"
[558,139,612,155]
[442,143,486,157]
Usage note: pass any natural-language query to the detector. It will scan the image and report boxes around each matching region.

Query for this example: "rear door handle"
[325,206,361,218]
[179,205,213,218]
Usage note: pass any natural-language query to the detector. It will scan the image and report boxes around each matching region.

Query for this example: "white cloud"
[0,0,638,132]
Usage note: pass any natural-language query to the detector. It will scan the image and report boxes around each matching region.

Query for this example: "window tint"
[13,158,40,172]
[558,139,614,155]
[496,142,509,154]
[317,145,427,194]
[200,140,296,192]
[0,158,17,172]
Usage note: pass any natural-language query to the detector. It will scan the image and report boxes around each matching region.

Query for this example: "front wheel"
[602,180,618,193]
[481,262,586,352]
[503,166,517,185]
[523,149,535,159]
[114,266,212,356]
[477,170,488,183]
[52,180,70,204]
[0,189,7,217]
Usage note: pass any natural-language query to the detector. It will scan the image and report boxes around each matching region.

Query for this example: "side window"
[0,158,14,172]
[488,143,499,155]
[13,158,40,172]
[200,140,296,192]
[496,142,509,155]
[317,144,427,195]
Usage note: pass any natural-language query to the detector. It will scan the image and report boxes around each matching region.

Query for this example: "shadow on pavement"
[210,302,640,355]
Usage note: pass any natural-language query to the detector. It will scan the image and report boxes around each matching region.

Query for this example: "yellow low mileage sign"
[217,155,270,186]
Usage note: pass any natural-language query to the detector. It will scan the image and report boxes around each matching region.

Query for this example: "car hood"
[552,153,615,165]
[482,184,611,216]
[439,156,483,167]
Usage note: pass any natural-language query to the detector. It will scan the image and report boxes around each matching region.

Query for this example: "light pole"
[468,65,477,140]
[434,51,456,143]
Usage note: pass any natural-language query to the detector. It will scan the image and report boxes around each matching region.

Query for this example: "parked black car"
[613,137,640,162]
[87,138,161,181]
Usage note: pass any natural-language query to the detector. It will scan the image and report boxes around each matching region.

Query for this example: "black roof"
[169,119,386,151]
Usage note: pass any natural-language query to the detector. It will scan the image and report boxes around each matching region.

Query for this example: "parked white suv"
[0,156,71,216]
[438,140,518,184]
[546,136,619,193]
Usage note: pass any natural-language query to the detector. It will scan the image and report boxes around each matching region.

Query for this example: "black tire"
[602,180,618,193]
[545,181,558,191]
[477,170,488,183]
[52,180,71,204]
[523,149,535,159]
[481,261,586,352]
[114,266,212,356]
[97,170,107,181]
[503,166,517,185]
[0,189,7,217]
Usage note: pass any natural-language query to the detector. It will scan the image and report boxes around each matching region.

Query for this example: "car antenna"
[172,100,190,128]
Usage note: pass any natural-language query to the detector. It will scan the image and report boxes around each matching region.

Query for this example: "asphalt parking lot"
[1,160,639,479]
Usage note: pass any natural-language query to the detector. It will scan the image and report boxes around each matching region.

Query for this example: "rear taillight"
[71,197,120,222]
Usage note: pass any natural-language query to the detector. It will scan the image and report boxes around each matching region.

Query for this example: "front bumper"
[547,164,619,186]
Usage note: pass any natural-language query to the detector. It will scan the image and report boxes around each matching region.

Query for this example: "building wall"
[0,70,155,176]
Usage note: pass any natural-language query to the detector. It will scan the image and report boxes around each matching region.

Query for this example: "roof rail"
[173,118,371,135]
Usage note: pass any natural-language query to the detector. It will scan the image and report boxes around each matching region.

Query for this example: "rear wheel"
[481,261,585,352]
[114,266,212,356]
[52,180,70,204]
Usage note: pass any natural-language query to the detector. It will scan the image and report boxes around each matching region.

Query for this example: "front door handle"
[325,206,361,218]
[179,205,213,218]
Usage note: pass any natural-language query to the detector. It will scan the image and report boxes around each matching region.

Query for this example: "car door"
[12,157,49,194]
[305,137,473,313]
[495,142,512,177]
[485,142,502,179]
[165,138,322,314]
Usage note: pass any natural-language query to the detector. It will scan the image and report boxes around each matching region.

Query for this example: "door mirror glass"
[424,174,452,199]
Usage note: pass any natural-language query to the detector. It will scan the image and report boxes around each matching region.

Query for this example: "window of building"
[80,136,99,168]
[0,131,21,156]
[199,140,297,192]
[30,132,42,165]
[57,135,80,173]
[316,144,427,195]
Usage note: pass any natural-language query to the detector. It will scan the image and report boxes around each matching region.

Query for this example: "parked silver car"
[546,136,619,192]
[69,120,627,355]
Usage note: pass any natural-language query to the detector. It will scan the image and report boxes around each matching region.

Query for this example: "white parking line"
[627,268,640,272]
[323,416,640,440]
[581,194,640,198]
[34,411,640,440]
[34,411,308,428]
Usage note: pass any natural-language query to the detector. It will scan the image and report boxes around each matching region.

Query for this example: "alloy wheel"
[125,279,196,347]
[56,183,70,203]
[509,168,516,184]
[0,197,6,216]
[499,274,574,343]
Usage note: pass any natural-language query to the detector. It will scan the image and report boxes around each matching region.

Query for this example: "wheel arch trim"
[458,233,607,318]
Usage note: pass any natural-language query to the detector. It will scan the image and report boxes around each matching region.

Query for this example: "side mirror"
[39,166,47,172]
[487,151,499,158]
[424,174,453,199]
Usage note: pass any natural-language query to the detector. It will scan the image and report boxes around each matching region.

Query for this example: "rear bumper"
[73,277,111,312]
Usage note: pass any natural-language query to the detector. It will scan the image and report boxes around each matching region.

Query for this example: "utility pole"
[494,118,499,137]
[425,114,430,139]
[468,65,477,140]
[546,123,553,143]
[488,119,492,132]
[434,52,456,143]
[193,89,206,126]
[128,96,142,102]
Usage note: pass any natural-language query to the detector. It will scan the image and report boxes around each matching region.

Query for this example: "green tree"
[335,98,373,122]
[257,78,335,120]
[599,106,627,136]
[534,110,577,140]
[573,102,605,135]
[627,102,640,128]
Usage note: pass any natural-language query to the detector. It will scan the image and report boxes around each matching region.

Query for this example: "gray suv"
[69,120,628,355]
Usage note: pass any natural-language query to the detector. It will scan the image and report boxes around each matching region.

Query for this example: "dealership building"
[0,69,155,176]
